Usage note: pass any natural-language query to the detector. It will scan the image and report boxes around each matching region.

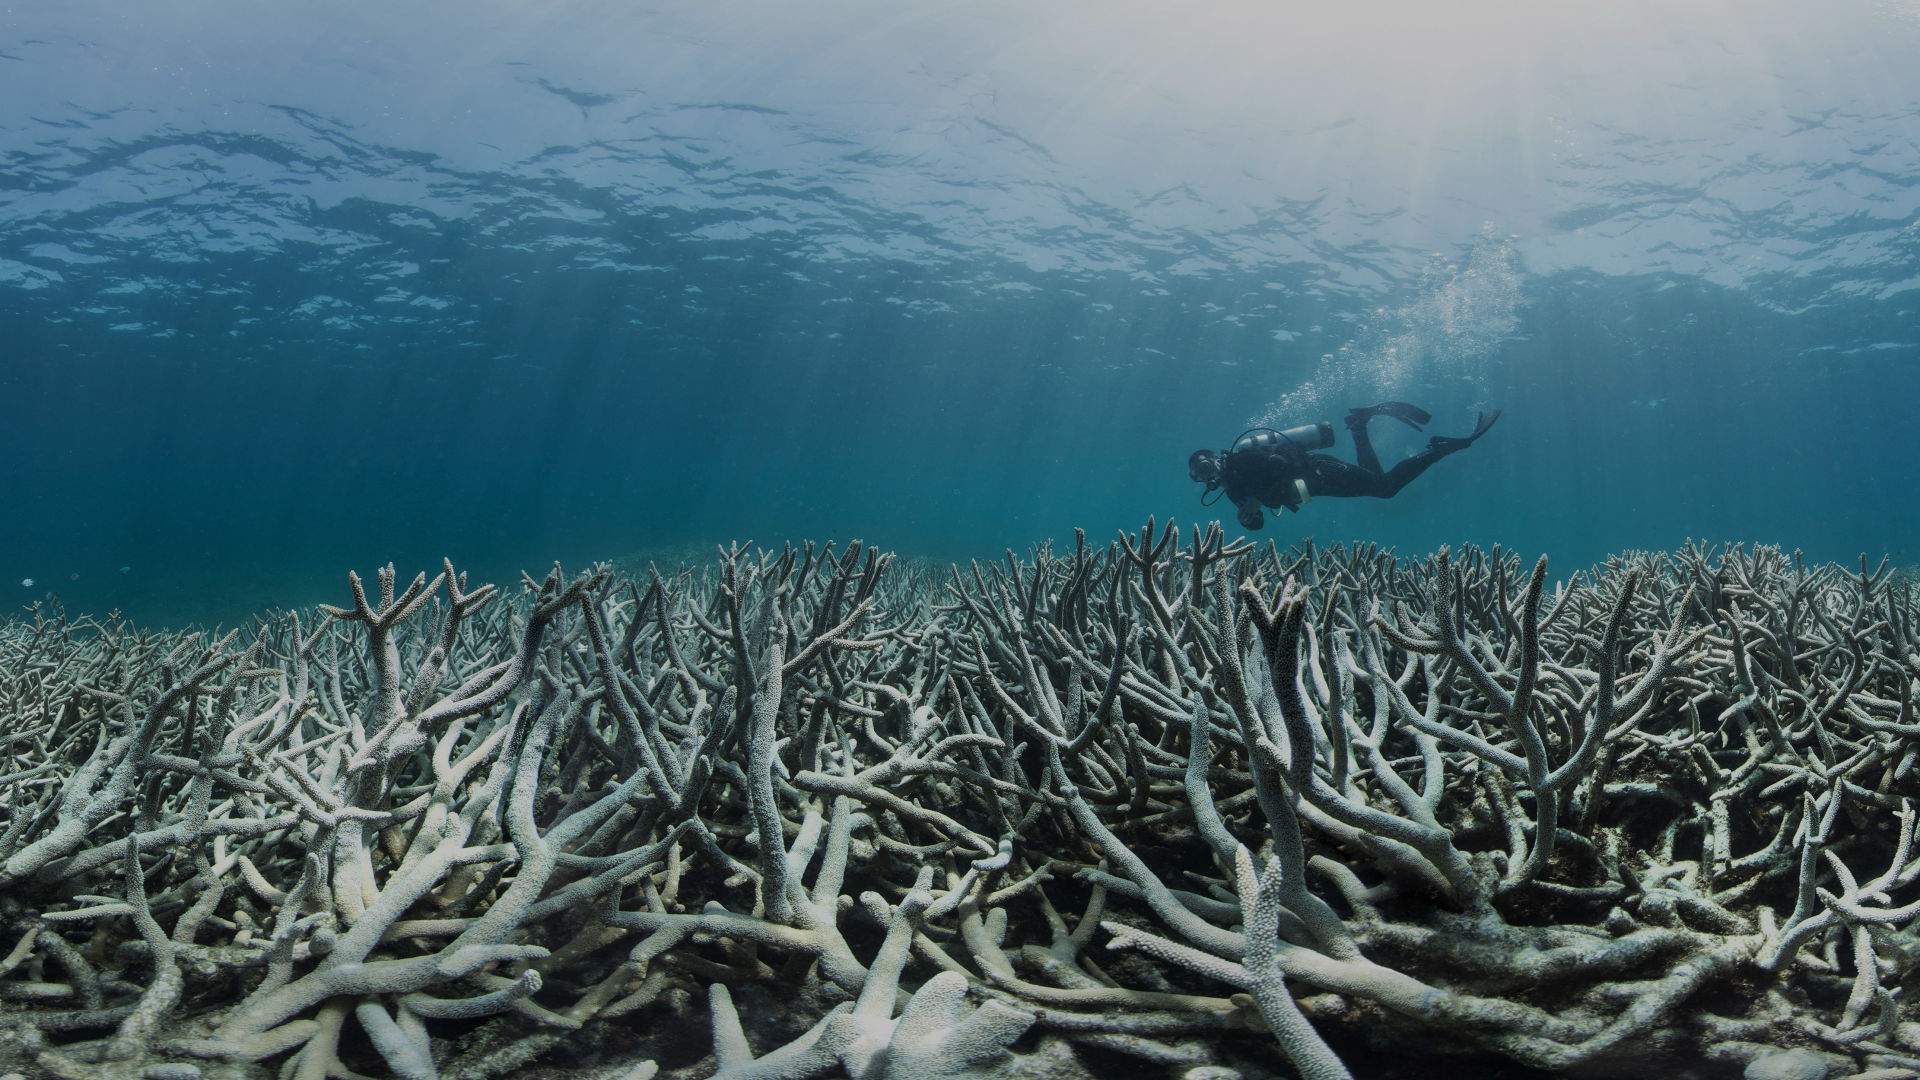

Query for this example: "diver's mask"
[1189,449,1226,505]
[1188,449,1222,485]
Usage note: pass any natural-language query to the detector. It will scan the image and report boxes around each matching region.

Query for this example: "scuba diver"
[1188,402,1501,530]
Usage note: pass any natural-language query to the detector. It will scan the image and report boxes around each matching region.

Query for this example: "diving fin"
[1348,401,1432,432]
[1428,410,1502,454]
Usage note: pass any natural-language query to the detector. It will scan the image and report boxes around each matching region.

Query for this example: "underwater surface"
[2,0,1918,626]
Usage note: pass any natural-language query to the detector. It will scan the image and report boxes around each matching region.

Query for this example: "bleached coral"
[0,531,1917,1080]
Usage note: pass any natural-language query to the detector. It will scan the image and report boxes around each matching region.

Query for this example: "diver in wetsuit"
[1187,402,1501,530]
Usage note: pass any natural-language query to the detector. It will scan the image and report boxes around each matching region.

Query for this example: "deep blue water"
[3,1,1917,626]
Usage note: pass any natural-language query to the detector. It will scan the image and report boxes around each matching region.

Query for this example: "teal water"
[2,1,1916,626]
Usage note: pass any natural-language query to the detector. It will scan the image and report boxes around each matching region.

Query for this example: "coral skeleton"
[1,530,1918,1080]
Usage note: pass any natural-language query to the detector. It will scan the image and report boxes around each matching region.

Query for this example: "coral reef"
[2,526,1918,1080]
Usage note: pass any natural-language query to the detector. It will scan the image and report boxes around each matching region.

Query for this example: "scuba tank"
[1229,422,1334,456]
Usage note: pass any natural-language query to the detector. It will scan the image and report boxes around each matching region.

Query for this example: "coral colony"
[1,523,1918,1080]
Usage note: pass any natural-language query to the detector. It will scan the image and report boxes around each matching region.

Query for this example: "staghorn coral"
[0,528,1917,1080]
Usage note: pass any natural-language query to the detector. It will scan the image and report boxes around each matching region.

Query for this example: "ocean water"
[2,0,1917,628]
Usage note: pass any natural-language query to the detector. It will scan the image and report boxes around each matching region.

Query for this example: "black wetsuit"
[1215,405,1499,529]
